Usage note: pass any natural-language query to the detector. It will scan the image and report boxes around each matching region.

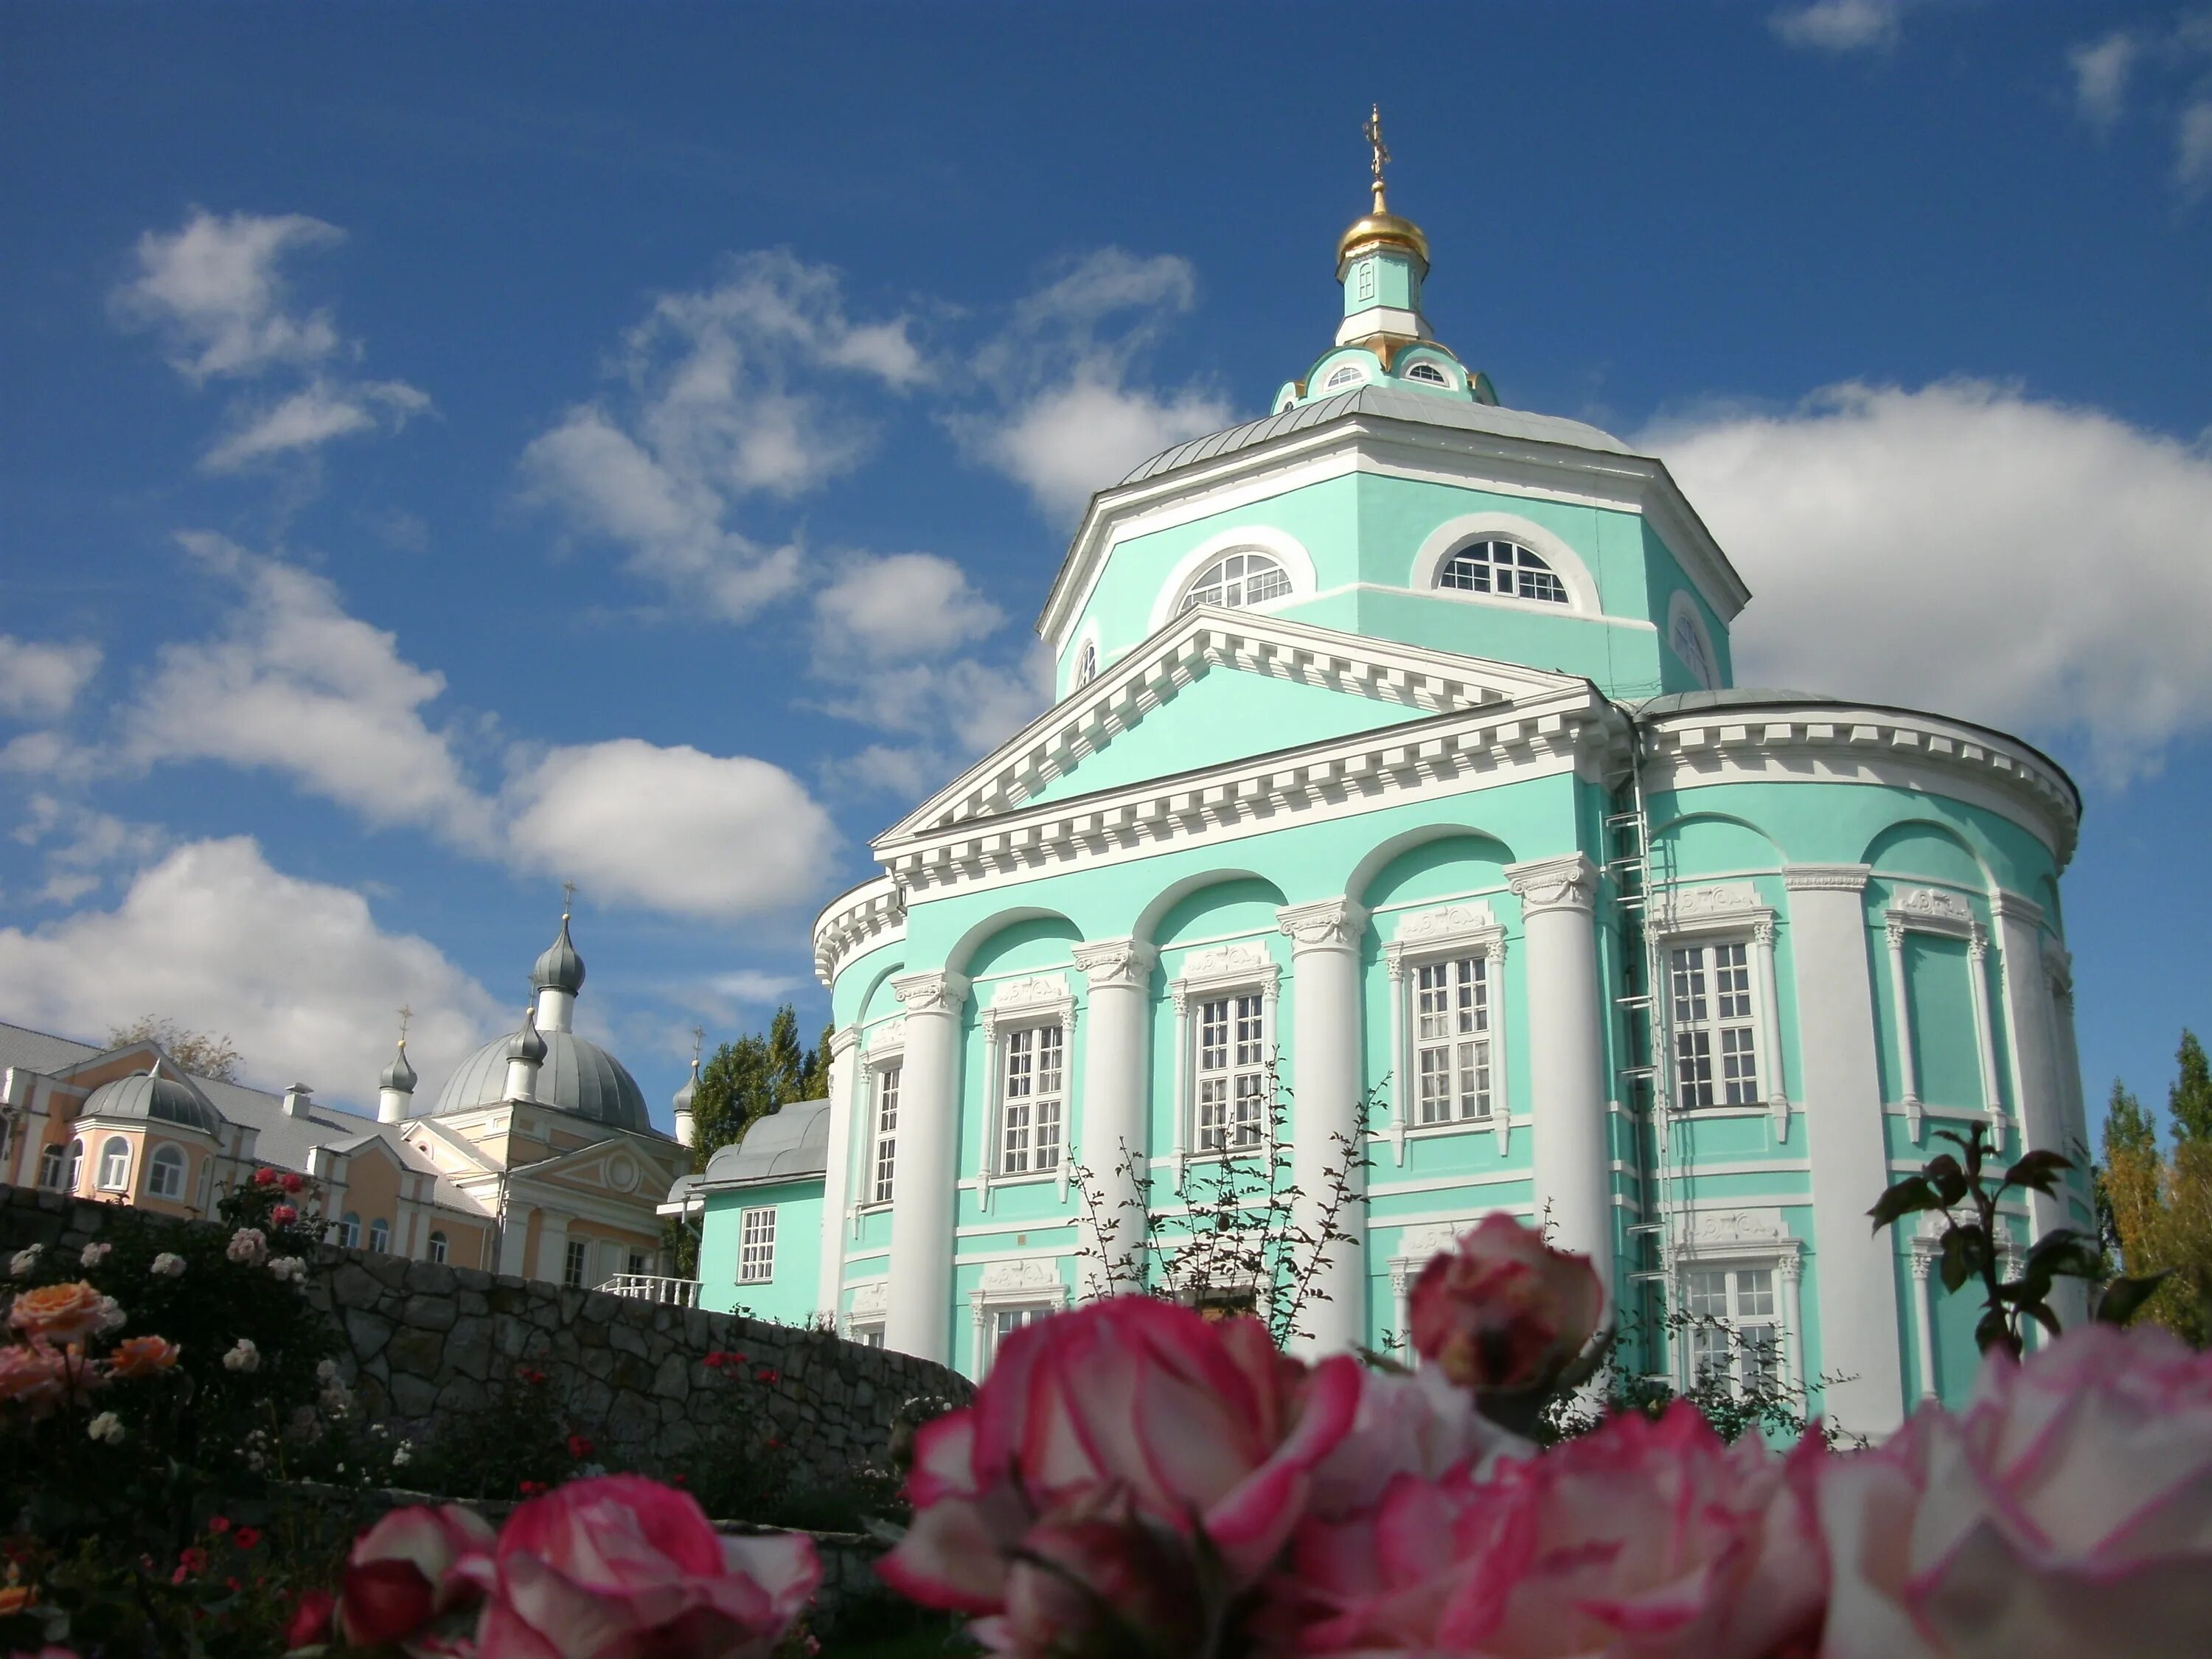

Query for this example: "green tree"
[2170,1029,2212,1144]
[2101,1036,2212,1346]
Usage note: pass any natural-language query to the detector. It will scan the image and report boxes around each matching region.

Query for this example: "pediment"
[879,608,1582,844]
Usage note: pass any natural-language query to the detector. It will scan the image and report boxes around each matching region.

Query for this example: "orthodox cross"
[560,878,577,917]
[396,1004,412,1043]
[1363,103,1391,209]
[689,1026,705,1070]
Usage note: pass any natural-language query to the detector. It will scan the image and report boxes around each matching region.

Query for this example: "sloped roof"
[665,1098,832,1206]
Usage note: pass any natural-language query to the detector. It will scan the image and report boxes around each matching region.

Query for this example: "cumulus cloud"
[814,552,1003,662]
[521,250,922,619]
[113,207,428,469]
[0,637,101,720]
[125,535,495,847]
[0,836,500,1105]
[959,249,1234,520]
[10,796,166,907]
[1771,0,1901,52]
[1646,380,2212,783]
[502,739,838,920]
[2181,99,2212,189]
[2063,15,2212,195]
[2070,32,2139,129]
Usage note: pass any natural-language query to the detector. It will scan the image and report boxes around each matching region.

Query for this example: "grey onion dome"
[532,913,586,995]
[673,1060,700,1113]
[380,1040,419,1093]
[81,1066,224,1135]
[507,1008,548,1065]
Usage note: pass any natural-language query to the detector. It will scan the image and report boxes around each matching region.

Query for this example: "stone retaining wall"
[1,1185,970,1492]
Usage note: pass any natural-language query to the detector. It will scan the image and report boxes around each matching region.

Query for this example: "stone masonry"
[1,1185,971,1492]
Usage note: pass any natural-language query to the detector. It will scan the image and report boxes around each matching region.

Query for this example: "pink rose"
[478,1475,818,1659]
[8,1281,125,1346]
[1818,1321,2212,1659]
[1408,1214,1605,1394]
[338,1503,497,1648]
[0,1338,72,1417]
[877,1297,1363,1652]
[1290,1402,1826,1658]
[1307,1363,1531,1518]
[271,1203,299,1226]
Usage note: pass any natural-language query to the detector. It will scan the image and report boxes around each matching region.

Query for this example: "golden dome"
[1336,205,1430,277]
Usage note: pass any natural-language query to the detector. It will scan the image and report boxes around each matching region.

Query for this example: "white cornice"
[1035,412,1750,650]
[810,876,906,989]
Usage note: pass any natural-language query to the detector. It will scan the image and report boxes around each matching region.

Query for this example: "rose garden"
[3,1127,2207,1659]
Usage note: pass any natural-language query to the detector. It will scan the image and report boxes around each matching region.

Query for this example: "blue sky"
[2,1,2208,1133]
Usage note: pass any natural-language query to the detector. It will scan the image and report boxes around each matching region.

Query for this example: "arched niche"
[1861,820,1989,891]
[1352,828,1516,913]
[961,911,1086,980]
[1141,872,1289,950]
[1649,812,1784,880]
[852,961,908,1025]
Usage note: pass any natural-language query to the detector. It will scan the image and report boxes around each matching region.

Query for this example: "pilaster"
[1071,939,1156,1298]
[815,1024,862,1319]
[883,970,968,1363]
[1276,898,1368,1353]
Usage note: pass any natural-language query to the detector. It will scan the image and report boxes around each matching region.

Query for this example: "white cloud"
[11,796,166,906]
[0,637,101,720]
[1771,0,1901,52]
[1646,380,2212,782]
[0,836,499,1105]
[814,552,1002,662]
[521,251,922,619]
[2069,32,2138,128]
[125,535,495,847]
[961,250,1234,520]
[202,380,431,473]
[2180,100,2212,190]
[502,739,838,920]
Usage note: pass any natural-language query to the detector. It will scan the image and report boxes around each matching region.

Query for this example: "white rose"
[87,1411,125,1445]
[10,1245,43,1276]
[226,1228,267,1265]
[151,1253,186,1278]
[222,1338,260,1374]
[80,1242,112,1268]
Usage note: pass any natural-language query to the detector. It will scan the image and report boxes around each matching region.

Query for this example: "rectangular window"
[1000,1023,1065,1175]
[628,1251,648,1276]
[852,1323,885,1349]
[738,1206,776,1283]
[983,1303,1054,1369]
[1671,942,1761,1107]
[871,1065,900,1205]
[1194,992,1267,1153]
[1684,1265,1782,1394]
[563,1238,588,1289]
[1413,954,1492,1124]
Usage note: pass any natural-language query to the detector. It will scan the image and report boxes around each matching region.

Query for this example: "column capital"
[1783,862,1871,894]
[1908,1249,1934,1281]
[891,969,969,1014]
[1071,937,1157,989]
[1505,853,1598,917]
[828,1023,863,1058]
[1276,897,1366,952]
[1991,888,2047,927]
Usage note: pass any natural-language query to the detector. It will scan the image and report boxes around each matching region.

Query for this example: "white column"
[498,1202,534,1277]
[1992,894,2069,1242]
[1783,863,1905,1436]
[815,1026,860,1319]
[1884,917,1921,1126]
[1753,919,1791,1139]
[1071,939,1156,1299]
[1909,1250,1939,1402]
[1966,931,2003,1133]
[535,1212,571,1286]
[884,970,967,1364]
[1277,899,1369,1356]
[1778,1251,1806,1393]
[1505,855,1613,1297]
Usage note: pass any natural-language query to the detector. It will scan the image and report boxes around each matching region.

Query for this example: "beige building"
[0,912,686,1287]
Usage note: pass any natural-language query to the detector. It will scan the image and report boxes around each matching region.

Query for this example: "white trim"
[1167,939,1279,1189]
[1410,511,1599,615]
[1144,524,1320,636]
[1882,888,2003,1142]
[978,975,1075,1207]
[967,1256,1068,1371]
[1649,883,1790,1133]
[1382,902,1509,1162]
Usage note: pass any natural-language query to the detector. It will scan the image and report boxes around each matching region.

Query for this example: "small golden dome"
[1336,206,1430,278]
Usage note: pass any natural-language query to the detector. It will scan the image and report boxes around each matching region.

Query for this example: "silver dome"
[532,914,585,995]
[433,1028,654,1134]
[81,1069,223,1135]
[380,1040,419,1093]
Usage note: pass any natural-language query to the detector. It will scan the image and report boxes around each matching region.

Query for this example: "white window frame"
[1168,940,1279,1189]
[563,1237,589,1289]
[845,1278,889,1343]
[335,1211,361,1248]
[738,1205,777,1283]
[1176,549,1293,616]
[65,1138,83,1193]
[1882,887,2003,1144]
[1402,359,1452,386]
[967,1258,1068,1373]
[147,1143,187,1200]
[851,1321,886,1348]
[1681,1261,1785,1396]
[865,1058,902,1210]
[1672,1213,1804,1395]
[1649,886,1790,1138]
[428,1231,449,1265]
[1436,538,1570,605]
[1383,904,1509,1162]
[37,1142,67,1192]
[369,1217,391,1253]
[978,975,1076,1208]
[1323,361,1366,390]
[97,1135,131,1192]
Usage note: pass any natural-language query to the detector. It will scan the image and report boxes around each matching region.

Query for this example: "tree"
[2098,1036,2212,1346]
[2171,1029,2212,1144]
[105,1015,242,1083]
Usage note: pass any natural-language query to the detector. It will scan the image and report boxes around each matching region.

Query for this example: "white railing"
[597,1273,700,1307]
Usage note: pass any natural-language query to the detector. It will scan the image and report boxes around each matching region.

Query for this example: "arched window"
[37,1143,66,1191]
[1074,640,1098,687]
[65,1139,83,1192]
[1405,361,1450,386]
[1668,598,1719,691]
[1438,539,1568,605]
[1178,551,1290,614]
[147,1144,187,1200]
[97,1136,131,1191]
[369,1217,391,1253]
[428,1231,449,1265]
[335,1211,361,1248]
[1323,363,1365,390]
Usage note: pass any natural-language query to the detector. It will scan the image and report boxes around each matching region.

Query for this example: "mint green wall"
[697,1180,821,1325]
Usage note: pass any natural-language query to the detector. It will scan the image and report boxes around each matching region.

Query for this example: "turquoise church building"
[672,151,2090,1437]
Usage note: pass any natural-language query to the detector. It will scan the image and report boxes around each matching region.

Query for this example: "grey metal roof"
[1635,688,1842,716]
[434,1027,654,1135]
[80,1070,226,1135]
[697,1097,831,1189]
[1117,386,1632,487]
[0,1020,102,1076]
[532,915,586,995]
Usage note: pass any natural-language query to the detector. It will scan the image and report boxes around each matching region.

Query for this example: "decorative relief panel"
[866,1018,905,1054]
[1392,902,1499,947]
[1895,887,1974,926]
[976,1256,1063,1294]
[847,1279,889,1318]
[1687,1208,1787,1246]
[990,973,1069,1012]
[1667,883,1762,921]
[1175,940,1274,983]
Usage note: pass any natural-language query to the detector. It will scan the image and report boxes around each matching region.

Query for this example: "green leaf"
[2025,1300,2062,1338]
[2025,1229,2102,1281]
[1923,1154,1969,1208]
[1939,1225,1985,1293]
[2094,1272,2172,1326]
[1868,1176,1938,1233]
[1973,1305,2013,1355]
[2005,1150,2073,1195]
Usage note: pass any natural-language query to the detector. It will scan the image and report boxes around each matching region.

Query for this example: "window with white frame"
[1195,992,1268,1153]
[851,1322,885,1349]
[1683,1265,1781,1393]
[739,1206,776,1282]
[1670,941,1761,1107]
[982,1302,1054,1368]
[428,1231,449,1265]
[37,1142,67,1191]
[335,1212,361,1248]
[97,1135,131,1190]
[1074,640,1098,687]
[1438,539,1568,605]
[369,1217,391,1253]
[1323,362,1365,390]
[147,1144,186,1200]
[999,1023,1065,1175]
[1414,954,1493,1124]
[1404,361,1450,385]
[563,1238,589,1289]
[628,1251,648,1275]
[1178,551,1290,614]
[1669,609,1717,690]
[869,1065,900,1205]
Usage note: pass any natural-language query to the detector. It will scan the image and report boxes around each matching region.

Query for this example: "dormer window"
[1405,361,1450,386]
[1439,539,1568,605]
[1178,551,1291,613]
[1074,640,1098,687]
[1323,363,1366,390]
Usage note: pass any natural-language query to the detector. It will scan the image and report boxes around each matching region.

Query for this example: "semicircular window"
[1178,551,1291,613]
[1438,539,1568,605]
[1405,361,1450,385]
[1074,639,1098,687]
[1323,363,1366,390]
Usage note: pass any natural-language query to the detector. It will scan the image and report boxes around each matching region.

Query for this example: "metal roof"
[531,914,586,995]
[698,1097,831,1189]
[80,1070,225,1135]
[1116,385,1631,487]
[434,1027,654,1135]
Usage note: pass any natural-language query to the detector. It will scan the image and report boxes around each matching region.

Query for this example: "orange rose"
[108,1334,181,1378]
[0,1579,35,1615]
[7,1281,125,1345]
